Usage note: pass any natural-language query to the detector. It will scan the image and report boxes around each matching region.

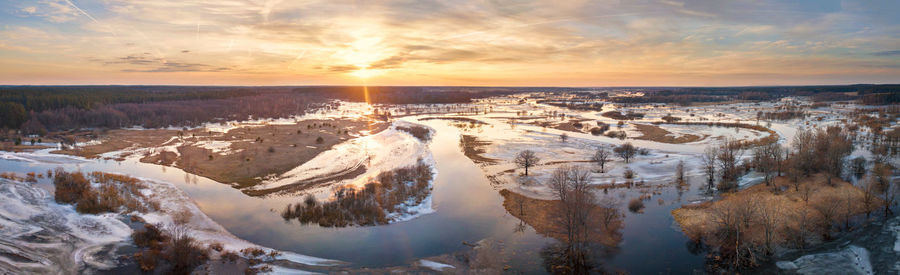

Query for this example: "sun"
[349,66,383,79]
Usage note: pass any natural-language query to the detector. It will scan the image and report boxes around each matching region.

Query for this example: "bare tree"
[861,175,879,218]
[753,145,773,186]
[791,207,815,249]
[812,195,842,238]
[514,150,541,176]
[614,142,637,163]
[708,194,759,268]
[596,196,620,230]
[755,196,781,255]
[716,138,743,190]
[591,147,611,173]
[549,167,571,203]
[840,188,855,231]
[818,127,853,186]
[701,145,718,190]
[675,159,686,186]
[792,128,816,176]
[873,162,896,218]
[787,165,802,191]
[560,132,569,142]
[851,156,867,179]
[548,165,595,256]
[800,184,812,204]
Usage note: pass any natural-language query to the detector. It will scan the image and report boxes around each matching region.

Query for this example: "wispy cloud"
[873,50,900,56]
[1,0,898,85]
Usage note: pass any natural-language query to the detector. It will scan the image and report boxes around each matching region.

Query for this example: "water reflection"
[0,115,709,272]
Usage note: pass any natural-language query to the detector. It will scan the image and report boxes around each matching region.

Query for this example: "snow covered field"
[0,169,340,274]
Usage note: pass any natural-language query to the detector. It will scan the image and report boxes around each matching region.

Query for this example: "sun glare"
[350,67,382,79]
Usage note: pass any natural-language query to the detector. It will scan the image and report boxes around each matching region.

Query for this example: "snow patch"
[419,259,455,271]
[780,245,873,275]
[253,120,434,192]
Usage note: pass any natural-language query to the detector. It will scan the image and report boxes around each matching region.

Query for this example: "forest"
[1,85,897,135]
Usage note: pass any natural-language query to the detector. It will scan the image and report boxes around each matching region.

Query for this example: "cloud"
[20,0,81,23]
[873,50,900,56]
[0,0,898,85]
[101,54,231,73]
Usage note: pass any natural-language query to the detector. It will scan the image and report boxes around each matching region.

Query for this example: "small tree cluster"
[614,142,637,163]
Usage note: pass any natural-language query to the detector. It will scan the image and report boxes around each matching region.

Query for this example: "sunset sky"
[1,0,898,86]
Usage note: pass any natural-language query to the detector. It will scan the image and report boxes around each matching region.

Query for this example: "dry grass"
[459,135,499,165]
[176,119,387,188]
[653,121,779,148]
[632,123,702,144]
[673,173,876,246]
[499,189,623,247]
[56,119,387,189]
[52,129,180,159]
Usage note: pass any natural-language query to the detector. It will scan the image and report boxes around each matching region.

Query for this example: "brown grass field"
[54,119,387,189]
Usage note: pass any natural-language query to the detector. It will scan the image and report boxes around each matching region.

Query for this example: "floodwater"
[0,116,714,273]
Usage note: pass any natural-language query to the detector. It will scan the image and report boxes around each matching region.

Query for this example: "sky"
[0,0,898,86]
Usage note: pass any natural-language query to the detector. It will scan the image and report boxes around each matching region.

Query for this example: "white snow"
[892,219,900,253]
[0,179,133,273]
[133,176,340,267]
[0,169,339,273]
[779,245,873,275]
[267,265,323,274]
[418,259,455,271]
[250,120,439,222]
[190,139,243,155]
[253,121,434,192]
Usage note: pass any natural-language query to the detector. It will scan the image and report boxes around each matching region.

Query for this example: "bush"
[53,169,91,204]
[281,159,434,227]
[221,251,240,263]
[396,125,431,142]
[25,172,37,183]
[315,136,324,144]
[166,225,209,275]
[208,242,224,252]
[135,251,160,272]
[133,224,167,249]
[605,130,626,139]
[628,198,645,213]
[623,168,635,179]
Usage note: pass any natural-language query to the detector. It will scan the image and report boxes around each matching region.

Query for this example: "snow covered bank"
[266,120,440,224]
[418,259,455,271]
[0,179,131,274]
[135,176,340,267]
[253,120,435,193]
[776,245,872,275]
[0,173,341,274]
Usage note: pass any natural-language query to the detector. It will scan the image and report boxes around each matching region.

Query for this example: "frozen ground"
[418,259,455,271]
[0,179,131,274]
[135,176,340,267]
[0,174,340,274]
[776,245,872,275]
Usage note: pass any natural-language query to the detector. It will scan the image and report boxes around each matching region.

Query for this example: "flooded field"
[1,94,897,274]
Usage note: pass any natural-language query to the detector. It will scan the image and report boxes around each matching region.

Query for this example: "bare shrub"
[396,125,432,142]
[627,198,644,213]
